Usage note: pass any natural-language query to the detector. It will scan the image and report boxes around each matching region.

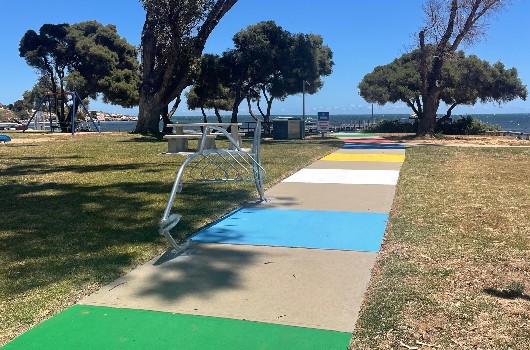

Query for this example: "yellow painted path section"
[321,153,405,163]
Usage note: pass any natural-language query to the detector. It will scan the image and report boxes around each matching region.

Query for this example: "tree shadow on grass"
[1,166,256,299]
[118,136,162,143]
[483,288,530,301]
[2,156,181,178]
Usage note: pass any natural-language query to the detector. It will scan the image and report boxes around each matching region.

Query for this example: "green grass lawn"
[0,132,341,345]
[3,133,530,349]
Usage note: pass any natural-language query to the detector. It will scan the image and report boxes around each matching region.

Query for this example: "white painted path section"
[282,169,400,185]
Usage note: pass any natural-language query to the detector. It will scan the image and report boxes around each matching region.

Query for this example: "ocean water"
[96,114,530,133]
[468,114,530,133]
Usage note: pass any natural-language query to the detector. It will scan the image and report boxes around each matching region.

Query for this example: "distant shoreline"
[3,113,529,133]
[95,113,530,133]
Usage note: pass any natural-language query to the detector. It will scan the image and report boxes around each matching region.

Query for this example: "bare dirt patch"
[380,133,530,147]
[3,132,128,144]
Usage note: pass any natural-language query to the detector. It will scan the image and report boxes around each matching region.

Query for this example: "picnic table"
[165,122,243,153]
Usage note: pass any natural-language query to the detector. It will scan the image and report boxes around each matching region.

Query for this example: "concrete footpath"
[4,134,406,349]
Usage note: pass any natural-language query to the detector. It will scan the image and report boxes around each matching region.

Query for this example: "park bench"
[163,133,218,153]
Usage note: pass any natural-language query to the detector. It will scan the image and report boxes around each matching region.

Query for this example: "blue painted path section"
[343,143,406,149]
[192,208,388,252]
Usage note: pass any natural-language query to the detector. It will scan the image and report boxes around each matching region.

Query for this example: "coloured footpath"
[4,133,406,350]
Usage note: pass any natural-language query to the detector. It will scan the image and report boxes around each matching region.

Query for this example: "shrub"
[364,119,417,133]
[364,115,500,135]
[436,115,501,135]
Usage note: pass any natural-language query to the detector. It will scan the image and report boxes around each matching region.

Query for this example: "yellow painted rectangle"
[321,153,405,163]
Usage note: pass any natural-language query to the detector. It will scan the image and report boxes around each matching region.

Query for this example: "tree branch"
[450,0,502,51]
[166,95,181,120]
[439,0,458,49]
[406,99,421,117]
[246,95,259,121]
[256,97,266,118]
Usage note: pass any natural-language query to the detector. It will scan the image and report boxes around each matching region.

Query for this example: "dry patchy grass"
[351,146,530,349]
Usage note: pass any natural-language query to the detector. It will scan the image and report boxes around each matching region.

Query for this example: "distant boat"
[0,122,18,129]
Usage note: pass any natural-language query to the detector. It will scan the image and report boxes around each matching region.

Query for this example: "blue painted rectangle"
[343,143,406,149]
[192,208,388,252]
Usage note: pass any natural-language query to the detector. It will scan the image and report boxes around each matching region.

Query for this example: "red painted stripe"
[341,138,394,143]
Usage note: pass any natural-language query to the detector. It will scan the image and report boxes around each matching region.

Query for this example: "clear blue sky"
[1,0,529,116]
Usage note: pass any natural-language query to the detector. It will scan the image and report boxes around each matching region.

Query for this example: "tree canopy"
[187,21,333,124]
[226,21,333,123]
[415,0,511,136]
[19,21,140,131]
[359,48,527,121]
[185,54,232,122]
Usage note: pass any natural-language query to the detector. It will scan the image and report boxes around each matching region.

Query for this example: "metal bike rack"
[159,121,266,251]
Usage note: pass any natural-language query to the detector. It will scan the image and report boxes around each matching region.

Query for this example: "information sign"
[317,112,330,133]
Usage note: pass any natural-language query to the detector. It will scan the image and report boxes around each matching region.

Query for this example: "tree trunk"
[246,96,259,121]
[214,107,223,123]
[161,104,174,134]
[135,94,163,136]
[134,0,238,135]
[231,88,243,123]
[200,107,208,123]
[418,30,444,137]
[230,101,239,123]
[417,95,438,137]
[437,102,459,125]
[161,96,181,134]
[265,98,273,124]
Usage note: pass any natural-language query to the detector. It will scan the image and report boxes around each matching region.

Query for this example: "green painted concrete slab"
[4,305,351,350]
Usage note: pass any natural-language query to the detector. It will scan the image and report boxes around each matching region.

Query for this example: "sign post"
[317,112,330,136]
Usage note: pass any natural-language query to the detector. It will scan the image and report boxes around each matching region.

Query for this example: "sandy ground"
[380,133,530,147]
[1,132,125,144]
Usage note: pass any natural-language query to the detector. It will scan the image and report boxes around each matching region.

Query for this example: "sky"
[1,0,529,117]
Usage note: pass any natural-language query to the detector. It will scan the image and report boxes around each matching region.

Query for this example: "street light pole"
[302,80,306,139]
[302,80,310,139]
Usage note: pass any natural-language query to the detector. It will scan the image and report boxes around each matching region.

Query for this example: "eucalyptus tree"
[219,21,287,123]
[19,21,139,131]
[220,21,333,123]
[415,0,511,136]
[185,54,232,122]
[358,48,527,123]
[135,0,237,135]
[254,33,333,123]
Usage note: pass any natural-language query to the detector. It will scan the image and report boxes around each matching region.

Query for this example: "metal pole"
[302,80,306,139]
[71,92,75,135]
[371,103,374,127]
[76,91,100,132]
